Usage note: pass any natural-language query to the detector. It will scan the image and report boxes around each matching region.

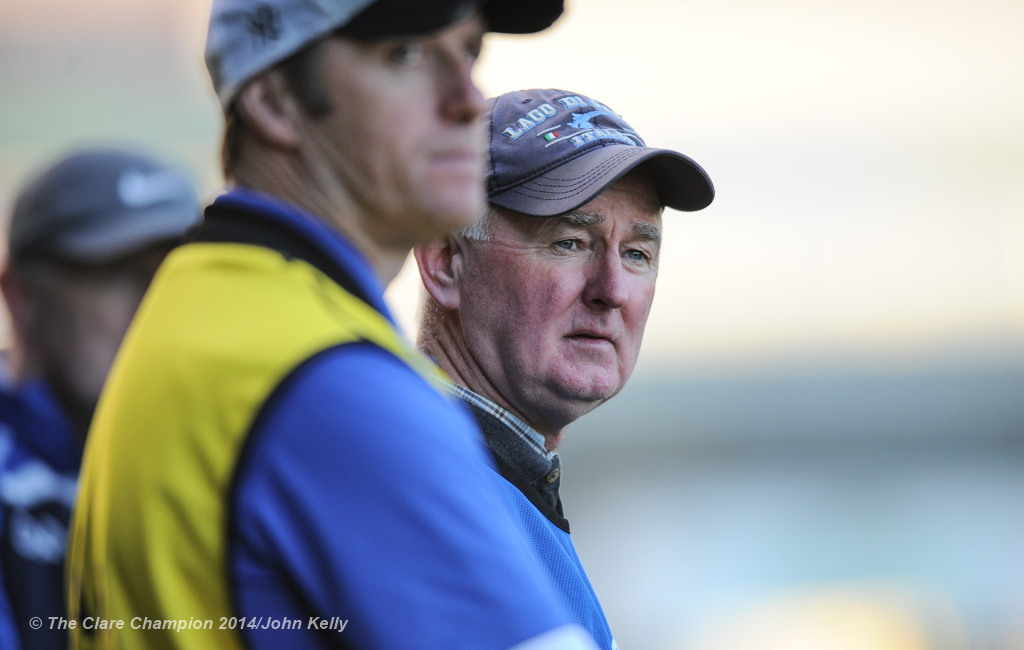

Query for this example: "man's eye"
[625,249,650,262]
[464,38,483,64]
[388,42,425,66]
[554,239,580,251]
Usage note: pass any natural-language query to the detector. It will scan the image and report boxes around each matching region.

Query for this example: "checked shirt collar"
[442,381,564,515]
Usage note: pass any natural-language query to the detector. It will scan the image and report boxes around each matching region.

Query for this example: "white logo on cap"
[117,169,186,208]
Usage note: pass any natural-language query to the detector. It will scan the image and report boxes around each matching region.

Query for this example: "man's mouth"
[566,331,614,344]
[433,146,480,165]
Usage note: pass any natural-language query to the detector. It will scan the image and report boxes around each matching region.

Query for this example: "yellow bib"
[67,242,437,649]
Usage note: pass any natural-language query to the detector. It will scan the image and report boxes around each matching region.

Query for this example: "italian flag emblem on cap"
[543,131,559,142]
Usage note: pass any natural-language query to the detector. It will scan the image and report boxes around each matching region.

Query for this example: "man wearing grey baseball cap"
[0,146,200,649]
[416,88,715,649]
[68,3,599,650]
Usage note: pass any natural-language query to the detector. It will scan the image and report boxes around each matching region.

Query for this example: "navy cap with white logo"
[486,88,714,217]
[8,148,201,264]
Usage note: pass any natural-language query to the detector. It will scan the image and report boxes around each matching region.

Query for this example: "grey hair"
[455,206,496,241]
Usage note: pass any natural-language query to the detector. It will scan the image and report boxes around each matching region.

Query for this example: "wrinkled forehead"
[561,171,664,223]
[487,200,662,244]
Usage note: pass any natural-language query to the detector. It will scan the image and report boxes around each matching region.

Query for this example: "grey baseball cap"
[486,88,715,217]
[8,148,201,264]
[205,0,565,110]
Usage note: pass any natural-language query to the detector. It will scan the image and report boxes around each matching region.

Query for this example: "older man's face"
[456,173,662,432]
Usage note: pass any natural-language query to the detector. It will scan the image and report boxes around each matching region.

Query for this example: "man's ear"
[0,264,33,377]
[0,263,42,377]
[414,236,463,310]
[234,69,302,149]
[1,264,33,336]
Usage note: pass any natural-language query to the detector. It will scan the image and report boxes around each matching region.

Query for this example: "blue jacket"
[0,377,82,649]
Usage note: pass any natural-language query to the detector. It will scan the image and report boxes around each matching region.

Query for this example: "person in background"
[415,87,715,649]
[0,146,201,649]
[67,2,601,649]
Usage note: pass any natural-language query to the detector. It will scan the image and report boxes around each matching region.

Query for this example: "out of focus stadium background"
[2,0,1023,647]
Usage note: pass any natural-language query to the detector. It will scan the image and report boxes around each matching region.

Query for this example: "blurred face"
[306,13,488,251]
[455,173,663,433]
[9,246,170,435]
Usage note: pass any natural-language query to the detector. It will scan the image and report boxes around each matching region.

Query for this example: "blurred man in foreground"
[67,2,602,649]
[0,147,200,649]
[416,88,715,649]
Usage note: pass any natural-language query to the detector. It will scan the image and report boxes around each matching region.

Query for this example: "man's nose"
[440,56,485,124]
[583,252,628,309]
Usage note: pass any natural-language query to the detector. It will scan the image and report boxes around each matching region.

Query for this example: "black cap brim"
[485,0,564,34]
[342,0,563,37]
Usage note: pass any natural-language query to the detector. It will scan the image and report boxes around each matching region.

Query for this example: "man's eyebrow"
[632,221,662,243]
[556,211,661,242]
[559,211,603,227]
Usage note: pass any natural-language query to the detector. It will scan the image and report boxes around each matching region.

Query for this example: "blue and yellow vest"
[67,207,437,648]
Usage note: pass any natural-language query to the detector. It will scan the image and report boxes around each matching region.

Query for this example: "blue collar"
[205,189,398,325]
[0,378,82,471]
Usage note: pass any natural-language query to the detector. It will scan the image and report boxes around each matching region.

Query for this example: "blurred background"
[2,0,1023,648]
